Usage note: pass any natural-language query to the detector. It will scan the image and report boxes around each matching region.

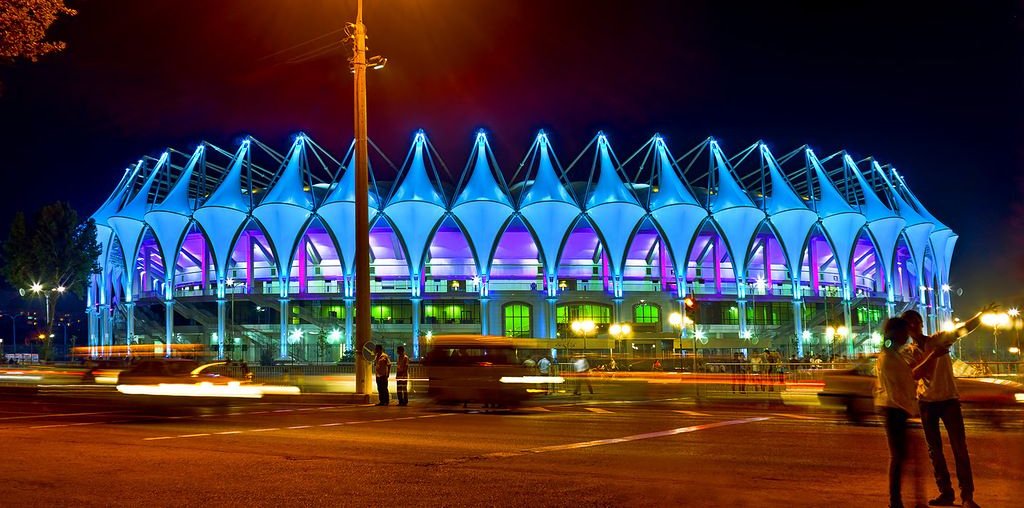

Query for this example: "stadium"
[85,131,955,362]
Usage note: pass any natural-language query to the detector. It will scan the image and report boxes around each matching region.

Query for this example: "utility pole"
[351,0,372,395]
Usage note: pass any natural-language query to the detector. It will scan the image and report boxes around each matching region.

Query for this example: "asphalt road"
[0,390,1021,507]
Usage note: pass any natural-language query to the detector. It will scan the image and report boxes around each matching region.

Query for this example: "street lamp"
[608,322,631,357]
[349,0,388,396]
[669,311,698,373]
[980,312,1011,361]
[570,319,595,353]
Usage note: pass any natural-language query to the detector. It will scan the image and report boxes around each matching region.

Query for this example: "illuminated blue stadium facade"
[86,131,956,361]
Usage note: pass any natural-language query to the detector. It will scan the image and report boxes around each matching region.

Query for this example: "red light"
[683,297,694,309]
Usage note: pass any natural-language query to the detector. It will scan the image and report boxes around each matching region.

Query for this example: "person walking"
[876,317,947,508]
[373,344,391,406]
[902,307,991,508]
[395,345,410,406]
[537,356,552,394]
[572,355,593,396]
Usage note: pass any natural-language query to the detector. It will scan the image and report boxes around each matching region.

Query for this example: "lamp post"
[349,0,387,396]
[836,325,848,360]
[570,319,595,354]
[608,322,631,358]
[1009,308,1021,363]
[669,311,697,373]
[980,312,1010,361]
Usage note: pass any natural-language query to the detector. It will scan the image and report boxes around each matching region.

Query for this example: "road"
[0,389,1021,507]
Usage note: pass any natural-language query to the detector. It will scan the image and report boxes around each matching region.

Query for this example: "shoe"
[927,493,955,506]
[961,499,980,508]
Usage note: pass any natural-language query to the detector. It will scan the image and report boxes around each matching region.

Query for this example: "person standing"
[395,345,410,406]
[902,307,990,508]
[373,344,391,406]
[876,317,946,508]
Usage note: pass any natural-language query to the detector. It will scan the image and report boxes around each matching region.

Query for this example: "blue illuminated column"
[791,275,804,357]
[736,278,748,345]
[124,300,135,356]
[344,298,354,353]
[885,278,897,318]
[278,279,289,359]
[216,277,226,360]
[479,298,490,336]
[842,277,854,357]
[410,297,421,359]
[164,281,174,358]
[478,275,490,335]
[87,306,98,358]
[546,297,558,339]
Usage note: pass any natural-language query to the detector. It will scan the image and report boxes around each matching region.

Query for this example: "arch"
[850,230,885,298]
[801,225,843,298]
[555,217,606,291]
[622,218,670,292]
[225,220,277,293]
[170,223,214,294]
[368,216,412,282]
[632,302,662,331]
[489,216,543,289]
[502,302,533,338]
[425,216,478,285]
[247,212,314,281]
[294,217,344,294]
[892,235,916,303]
[746,223,790,295]
[687,221,741,296]
[134,228,169,297]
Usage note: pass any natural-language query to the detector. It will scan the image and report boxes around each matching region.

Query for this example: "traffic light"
[683,297,695,310]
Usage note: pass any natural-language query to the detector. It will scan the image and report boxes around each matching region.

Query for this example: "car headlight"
[1015,393,1024,403]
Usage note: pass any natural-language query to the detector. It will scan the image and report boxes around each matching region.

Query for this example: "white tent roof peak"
[517,131,581,276]
[117,151,168,220]
[203,139,251,212]
[582,133,646,277]
[519,131,577,207]
[454,130,511,207]
[258,136,314,210]
[708,140,765,278]
[647,137,707,280]
[451,130,514,274]
[806,149,856,217]
[585,134,640,209]
[382,131,448,273]
[92,161,142,225]
[761,145,818,273]
[153,144,204,214]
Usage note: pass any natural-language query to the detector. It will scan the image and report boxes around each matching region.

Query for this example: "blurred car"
[818,356,1024,425]
[423,335,559,408]
[116,359,299,398]
[81,359,130,384]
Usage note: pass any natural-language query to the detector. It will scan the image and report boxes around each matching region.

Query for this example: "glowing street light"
[570,319,596,352]
[981,311,1011,360]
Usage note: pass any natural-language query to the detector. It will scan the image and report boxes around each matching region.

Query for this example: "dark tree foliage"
[0,0,76,62]
[1,202,100,353]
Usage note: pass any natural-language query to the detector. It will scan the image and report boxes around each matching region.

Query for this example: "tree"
[0,0,76,62]
[1,202,101,358]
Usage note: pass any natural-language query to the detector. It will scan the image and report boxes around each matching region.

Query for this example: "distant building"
[86,131,954,361]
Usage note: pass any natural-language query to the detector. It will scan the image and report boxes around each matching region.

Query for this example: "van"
[423,335,544,407]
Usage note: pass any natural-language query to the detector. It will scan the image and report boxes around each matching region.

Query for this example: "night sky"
[0,0,1020,315]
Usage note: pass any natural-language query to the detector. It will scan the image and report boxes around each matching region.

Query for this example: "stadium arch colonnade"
[86,130,956,362]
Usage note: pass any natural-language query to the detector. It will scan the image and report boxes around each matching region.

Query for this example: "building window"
[556,303,612,335]
[422,299,481,325]
[370,299,412,324]
[503,303,532,338]
[633,303,661,324]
